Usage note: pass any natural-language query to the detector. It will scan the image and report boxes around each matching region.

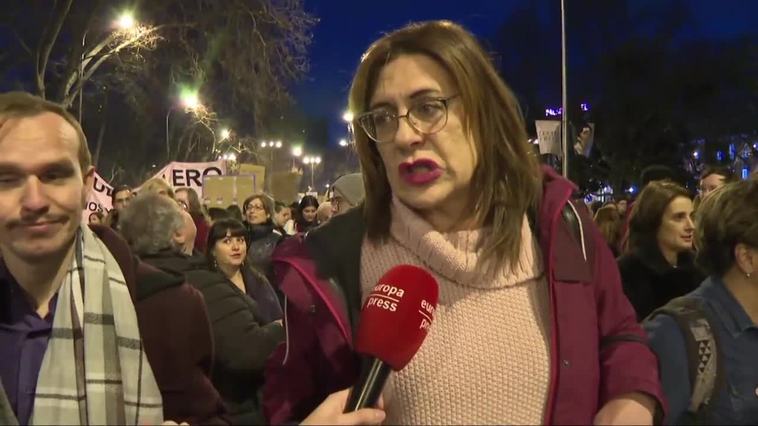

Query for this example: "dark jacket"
[90,225,227,425]
[617,244,704,321]
[246,222,283,273]
[262,167,666,425]
[140,249,284,425]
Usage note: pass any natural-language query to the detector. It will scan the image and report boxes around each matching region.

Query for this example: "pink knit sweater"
[360,197,552,424]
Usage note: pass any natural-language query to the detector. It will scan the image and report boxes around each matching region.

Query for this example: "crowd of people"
[1,19,757,426]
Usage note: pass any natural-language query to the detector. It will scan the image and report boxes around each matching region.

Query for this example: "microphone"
[344,264,439,412]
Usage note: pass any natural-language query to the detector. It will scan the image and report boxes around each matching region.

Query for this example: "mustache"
[7,215,67,228]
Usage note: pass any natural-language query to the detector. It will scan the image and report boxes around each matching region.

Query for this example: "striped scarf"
[30,226,163,425]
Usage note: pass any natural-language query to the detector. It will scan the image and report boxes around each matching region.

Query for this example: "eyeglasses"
[329,196,347,210]
[356,94,460,144]
[246,204,265,212]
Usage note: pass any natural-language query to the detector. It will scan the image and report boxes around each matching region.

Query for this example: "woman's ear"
[734,243,756,276]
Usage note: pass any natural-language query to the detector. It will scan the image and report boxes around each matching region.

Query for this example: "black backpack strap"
[646,297,723,419]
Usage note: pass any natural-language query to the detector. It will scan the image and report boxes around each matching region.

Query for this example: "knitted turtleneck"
[360,197,552,425]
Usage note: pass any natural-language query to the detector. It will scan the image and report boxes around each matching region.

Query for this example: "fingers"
[337,408,386,425]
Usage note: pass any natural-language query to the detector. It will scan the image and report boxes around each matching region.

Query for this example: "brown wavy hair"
[348,20,542,267]
[628,180,691,252]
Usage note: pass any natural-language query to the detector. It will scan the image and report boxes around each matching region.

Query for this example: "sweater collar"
[388,196,543,288]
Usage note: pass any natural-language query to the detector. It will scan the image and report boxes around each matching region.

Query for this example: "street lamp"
[302,155,321,189]
[220,128,231,140]
[115,11,137,31]
[260,140,283,172]
[342,111,354,123]
[166,89,204,159]
[338,139,348,147]
[290,145,303,170]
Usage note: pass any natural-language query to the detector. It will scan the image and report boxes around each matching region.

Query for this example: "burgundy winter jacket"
[262,168,666,425]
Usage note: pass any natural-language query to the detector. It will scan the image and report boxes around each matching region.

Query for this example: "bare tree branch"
[35,0,73,97]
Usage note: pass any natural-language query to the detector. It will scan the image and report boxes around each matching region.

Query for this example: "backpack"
[646,297,724,423]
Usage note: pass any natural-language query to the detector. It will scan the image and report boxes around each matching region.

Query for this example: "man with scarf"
[0,92,223,425]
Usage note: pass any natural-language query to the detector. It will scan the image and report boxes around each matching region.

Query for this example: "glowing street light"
[166,88,205,159]
[291,146,303,157]
[180,89,200,110]
[115,11,137,30]
[275,140,283,149]
[342,111,354,123]
[220,128,231,140]
[302,155,322,188]
[339,139,348,147]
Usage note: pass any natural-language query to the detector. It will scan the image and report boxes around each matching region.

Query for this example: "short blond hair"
[141,178,175,199]
[0,91,91,172]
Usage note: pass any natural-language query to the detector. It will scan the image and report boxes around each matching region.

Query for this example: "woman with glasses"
[264,21,664,425]
[242,194,285,274]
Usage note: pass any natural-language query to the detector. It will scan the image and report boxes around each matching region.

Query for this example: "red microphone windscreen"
[354,265,439,371]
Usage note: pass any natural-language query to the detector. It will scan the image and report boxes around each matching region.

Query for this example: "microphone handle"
[344,358,392,412]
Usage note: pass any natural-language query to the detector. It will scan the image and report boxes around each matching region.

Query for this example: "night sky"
[295,0,758,147]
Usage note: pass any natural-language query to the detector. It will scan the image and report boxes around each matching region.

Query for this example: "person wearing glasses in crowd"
[264,20,664,425]
[242,194,285,274]
[330,173,365,217]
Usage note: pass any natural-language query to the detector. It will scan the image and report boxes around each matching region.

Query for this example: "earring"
[747,272,752,279]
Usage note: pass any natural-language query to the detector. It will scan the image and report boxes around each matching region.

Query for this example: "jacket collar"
[630,241,695,276]
[698,276,758,337]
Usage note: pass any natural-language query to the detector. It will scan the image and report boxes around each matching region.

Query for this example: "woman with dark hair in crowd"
[226,204,244,222]
[176,187,210,253]
[242,194,285,272]
[264,20,664,425]
[617,180,704,320]
[295,195,319,233]
[594,204,622,256]
[645,180,758,424]
[203,218,283,424]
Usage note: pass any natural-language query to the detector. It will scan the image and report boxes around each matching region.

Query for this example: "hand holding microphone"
[344,265,439,412]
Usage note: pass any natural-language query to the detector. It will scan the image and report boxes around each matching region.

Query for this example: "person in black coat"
[242,194,285,275]
[120,193,284,425]
[617,180,704,320]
